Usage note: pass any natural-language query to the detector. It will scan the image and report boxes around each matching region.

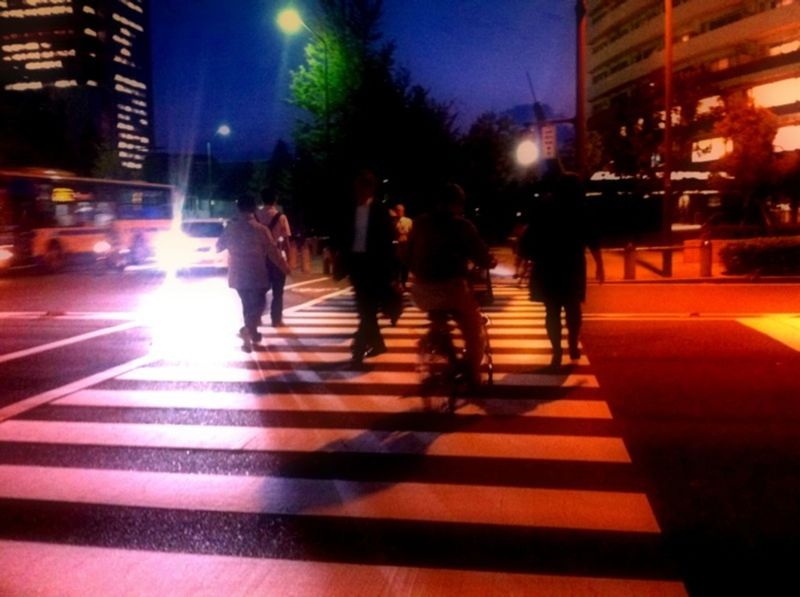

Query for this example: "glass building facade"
[0,0,152,172]
[587,0,800,160]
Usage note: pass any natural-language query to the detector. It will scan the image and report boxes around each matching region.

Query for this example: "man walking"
[332,169,398,363]
[257,188,291,327]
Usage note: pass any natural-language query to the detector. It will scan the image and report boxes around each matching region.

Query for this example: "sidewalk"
[495,245,800,284]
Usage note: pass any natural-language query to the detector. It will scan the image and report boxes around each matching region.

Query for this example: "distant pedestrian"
[521,160,604,369]
[394,203,413,288]
[256,188,291,327]
[331,169,398,363]
[217,196,290,352]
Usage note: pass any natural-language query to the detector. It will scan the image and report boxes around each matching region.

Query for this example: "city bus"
[0,169,177,271]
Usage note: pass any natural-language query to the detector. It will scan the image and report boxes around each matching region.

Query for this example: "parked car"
[156,218,228,272]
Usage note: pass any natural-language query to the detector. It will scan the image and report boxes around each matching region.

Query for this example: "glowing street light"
[277,6,329,151]
[206,124,231,199]
[516,138,539,167]
[276,8,306,35]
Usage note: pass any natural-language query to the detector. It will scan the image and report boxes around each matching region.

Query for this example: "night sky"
[151,0,575,161]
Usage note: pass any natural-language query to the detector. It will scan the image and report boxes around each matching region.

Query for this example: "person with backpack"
[256,188,292,327]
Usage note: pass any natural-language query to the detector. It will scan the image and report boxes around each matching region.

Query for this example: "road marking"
[0,541,689,597]
[118,365,599,388]
[0,354,157,423]
[284,276,330,289]
[0,421,630,463]
[160,349,590,367]
[57,389,612,418]
[0,465,657,532]
[0,321,141,366]
[739,316,800,351]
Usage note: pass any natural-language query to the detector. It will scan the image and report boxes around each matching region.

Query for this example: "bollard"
[624,243,636,280]
[700,239,712,277]
[301,241,312,273]
[322,247,332,275]
[662,250,673,277]
[287,239,298,270]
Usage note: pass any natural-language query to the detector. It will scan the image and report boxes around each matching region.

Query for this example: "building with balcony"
[0,0,152,173]
[587,0,800,165]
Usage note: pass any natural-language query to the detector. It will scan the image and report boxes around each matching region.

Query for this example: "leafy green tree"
[287,0,458,233]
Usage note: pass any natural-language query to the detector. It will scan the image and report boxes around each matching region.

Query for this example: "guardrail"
[607,241,713,279]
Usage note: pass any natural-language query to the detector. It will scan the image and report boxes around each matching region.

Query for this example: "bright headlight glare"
[93,240,112,254]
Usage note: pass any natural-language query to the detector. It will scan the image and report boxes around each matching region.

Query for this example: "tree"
[712,92,779,198]
[286,0,459,233]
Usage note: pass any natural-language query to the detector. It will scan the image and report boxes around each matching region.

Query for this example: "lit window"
[769,40,800,56]
[692,137,732,162]
[750,77,800,107]
[696,96,722,115]
[5,81,44,91]
[84,28,98,37]
[774,125,800,151]
[25,60,63,70]
[54,79,77,88]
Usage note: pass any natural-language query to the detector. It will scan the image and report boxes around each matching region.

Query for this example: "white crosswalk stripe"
[0,278,686,595]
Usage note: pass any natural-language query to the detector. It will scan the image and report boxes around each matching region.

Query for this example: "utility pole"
[575,0,588,178]
[663,0,674,240]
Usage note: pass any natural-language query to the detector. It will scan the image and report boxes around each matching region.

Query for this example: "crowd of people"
[216,160,603,380]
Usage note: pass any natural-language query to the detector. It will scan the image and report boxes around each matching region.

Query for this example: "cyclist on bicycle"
[407,183,495,391]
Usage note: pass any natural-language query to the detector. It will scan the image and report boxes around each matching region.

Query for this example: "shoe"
[271,320,284,327]
[569,346,581,361]
[240,328,253,353]
[364,344,387,359]
[549,349,563,369]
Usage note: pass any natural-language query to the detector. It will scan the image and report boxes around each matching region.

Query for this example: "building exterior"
[0,0,152,173]
[586,0,800,165]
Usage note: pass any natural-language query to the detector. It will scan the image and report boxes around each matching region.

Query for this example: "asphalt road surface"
[1,266,798,596]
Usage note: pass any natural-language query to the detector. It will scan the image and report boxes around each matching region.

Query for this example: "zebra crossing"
[0,279,687,596]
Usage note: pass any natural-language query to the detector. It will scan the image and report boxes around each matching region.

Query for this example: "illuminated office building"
[0,0,152,172]
[587,0,800,163]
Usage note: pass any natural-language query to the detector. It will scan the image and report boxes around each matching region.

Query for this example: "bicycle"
[417,304,493,413]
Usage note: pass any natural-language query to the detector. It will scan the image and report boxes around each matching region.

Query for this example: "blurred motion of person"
[256,188,292,327]
[331,169,398,363]
[408,183,495,390]
[217,196,290,352]
[521,159,604,369]
[394,203,413,288]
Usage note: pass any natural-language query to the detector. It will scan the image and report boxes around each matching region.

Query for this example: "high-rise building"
[586,0,800,164]
[0,0,152,173]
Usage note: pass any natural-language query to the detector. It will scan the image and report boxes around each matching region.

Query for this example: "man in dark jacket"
[332,169,398,363]
[521,161,605,369]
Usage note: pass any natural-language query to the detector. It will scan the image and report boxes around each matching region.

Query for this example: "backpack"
[268,212,289,259]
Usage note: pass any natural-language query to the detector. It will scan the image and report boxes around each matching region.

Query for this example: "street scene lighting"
[276,7,306,35]
[515,138,539,166]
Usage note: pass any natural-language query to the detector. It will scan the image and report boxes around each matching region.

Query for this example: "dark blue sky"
[151,0,575,161]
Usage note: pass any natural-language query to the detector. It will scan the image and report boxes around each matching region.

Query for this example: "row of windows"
[591,0,796,59]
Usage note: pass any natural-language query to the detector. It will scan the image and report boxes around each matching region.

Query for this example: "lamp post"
[206,124,231,200]
[663,0,674,241]
[575,0,587,178]
[277,7,330,151]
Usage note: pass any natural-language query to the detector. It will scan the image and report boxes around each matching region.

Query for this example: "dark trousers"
[236,288,267,336]
[267,261,286,325]
[349,254,386,355]
[544,299,582,357]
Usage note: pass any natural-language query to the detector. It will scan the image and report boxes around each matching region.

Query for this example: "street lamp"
[206,124,231,200]
[516,138,539,167]
[277,7,330,151]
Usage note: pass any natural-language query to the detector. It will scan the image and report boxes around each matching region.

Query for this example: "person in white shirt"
[332,169,398,363]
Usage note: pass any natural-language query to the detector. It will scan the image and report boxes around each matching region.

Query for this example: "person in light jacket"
[217,196,290,351]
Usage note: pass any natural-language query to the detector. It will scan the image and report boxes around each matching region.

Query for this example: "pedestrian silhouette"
[520,160,604,369]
